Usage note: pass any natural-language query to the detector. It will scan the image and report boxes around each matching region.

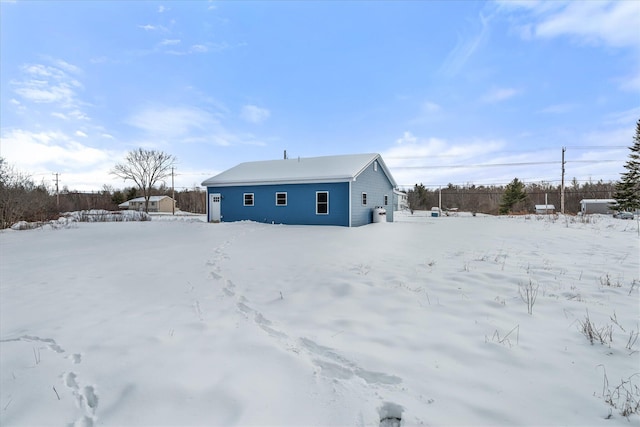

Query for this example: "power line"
[397,176,620,188]
[392,159,622,170]
[564,146,628,149]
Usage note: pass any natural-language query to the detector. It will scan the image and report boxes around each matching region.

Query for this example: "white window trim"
[243,193,254,206]
[316,191,329,215]
[275,192,287,206]
[374,161,378,172]
[362,192,367,206]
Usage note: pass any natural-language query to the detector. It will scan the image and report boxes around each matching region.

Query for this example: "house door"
[209,193,221,222]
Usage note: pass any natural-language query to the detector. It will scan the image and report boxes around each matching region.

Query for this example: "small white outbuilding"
[535,204,555,214]
[579,199,617,215]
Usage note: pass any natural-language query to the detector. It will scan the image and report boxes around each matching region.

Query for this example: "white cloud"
[617,72,640,93]
[138,24,169,32]
[383,132,509,187]
[408,101,445,125]
[160,39,181,46]
[11,61,85,112]
[395,131,418,145]
[75,130,88,138]
[89,56,109,64]
[501,1,640,49]
[481,87,520,103]
[241,105,270,124]
[127,105,223,139]
[127,104,268,147]
[51,112,68,120]
[69,110,90,121]
[13,80,75,105]
[603,107,640,126]
[164,44,212,55]
[537,1,640,48]
[190,44,208,53]
[422,102,442,113]
[0,129,112,170]
[440,12,493,76]
[52,59,82,75]
[158,5,166,13]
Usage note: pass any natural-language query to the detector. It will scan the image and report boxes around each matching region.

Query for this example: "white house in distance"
[393,189,408,211]
[119,196,176,213]
[579,199,617,215]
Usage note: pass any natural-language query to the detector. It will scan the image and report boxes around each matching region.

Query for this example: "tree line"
[0,157,206,229]
[405,179,617,215]
[2,120,638,228]
[406,119,639,216]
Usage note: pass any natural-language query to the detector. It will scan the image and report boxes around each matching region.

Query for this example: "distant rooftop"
[118,196,173,207]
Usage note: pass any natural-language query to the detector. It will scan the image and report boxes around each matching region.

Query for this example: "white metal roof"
[201,153,397,187]
[579,199,617,203]
[125,196,172,203]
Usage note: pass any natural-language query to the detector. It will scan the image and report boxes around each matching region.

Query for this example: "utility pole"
[561,147,566,214]
[53,172,60,208]
[171,167,175,215]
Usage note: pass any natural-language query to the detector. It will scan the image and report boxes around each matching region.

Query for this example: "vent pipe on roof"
[284,150,287,160]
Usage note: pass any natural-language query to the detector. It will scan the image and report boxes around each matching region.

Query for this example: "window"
[276,192,287,206]
[316,191,328,214]
[243,193,254,206]
[374,161,378,172]
[384,195,388,206]
[362,192,367,206]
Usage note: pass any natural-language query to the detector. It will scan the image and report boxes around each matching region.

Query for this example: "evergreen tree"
[613,119,640,212]
[126,187,138,201]
[499,178,527,214]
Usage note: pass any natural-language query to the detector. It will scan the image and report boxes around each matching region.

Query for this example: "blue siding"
[207,183,350,226]
[351,160,395,226]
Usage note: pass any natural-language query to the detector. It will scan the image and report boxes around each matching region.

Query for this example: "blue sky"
[1,0,639,191]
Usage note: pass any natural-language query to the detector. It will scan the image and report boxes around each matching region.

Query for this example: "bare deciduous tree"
[111,148,176,213]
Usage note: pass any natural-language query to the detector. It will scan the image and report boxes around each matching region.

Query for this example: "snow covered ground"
[1,212,638,426]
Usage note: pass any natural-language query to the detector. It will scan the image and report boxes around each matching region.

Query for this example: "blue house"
[201,153,397,227]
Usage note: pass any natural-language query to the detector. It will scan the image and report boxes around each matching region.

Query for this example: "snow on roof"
[579,199,617,203]
[202,153,397,187]
[126,196,172,203]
